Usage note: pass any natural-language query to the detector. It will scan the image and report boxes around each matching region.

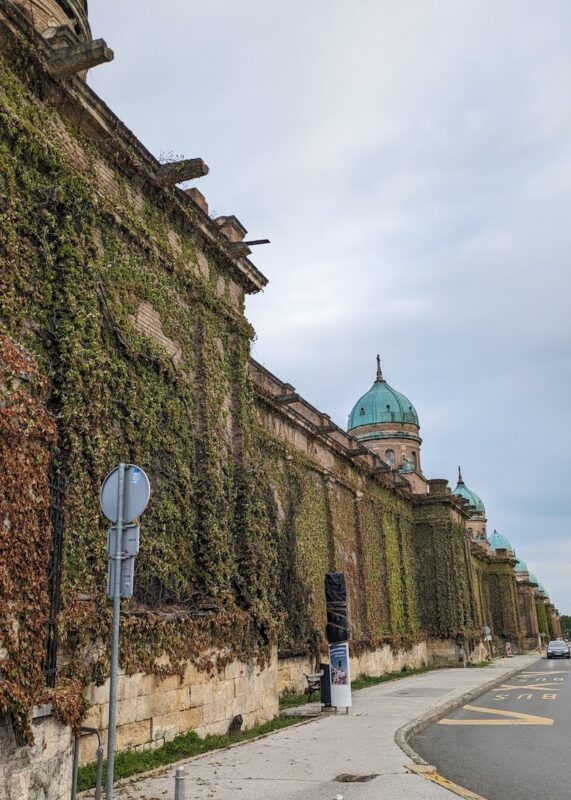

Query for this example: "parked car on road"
[546,640,570,659]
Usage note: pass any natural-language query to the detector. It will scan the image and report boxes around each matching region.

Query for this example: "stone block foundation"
[277,640,429,699]
[79,646,279,764]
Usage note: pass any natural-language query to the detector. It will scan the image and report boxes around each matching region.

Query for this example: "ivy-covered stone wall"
[485,559,522,642]
[410,494,474,639]
[0,23,277,736]
[246,422,422,658]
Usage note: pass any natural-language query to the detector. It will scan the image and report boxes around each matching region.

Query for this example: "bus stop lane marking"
[438,704,554,726]
[495,682,560,692]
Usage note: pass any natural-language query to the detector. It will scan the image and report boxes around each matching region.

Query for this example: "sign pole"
[106,462,125,799]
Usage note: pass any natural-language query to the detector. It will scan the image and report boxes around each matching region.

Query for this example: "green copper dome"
[348,356,419,432]
[452,468,485,514]
[489,529,513,552]
[538,583,548,596]
[528,572,540,586]
[515,559,528,574]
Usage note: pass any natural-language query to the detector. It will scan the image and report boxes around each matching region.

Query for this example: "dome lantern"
[452,467,486,515]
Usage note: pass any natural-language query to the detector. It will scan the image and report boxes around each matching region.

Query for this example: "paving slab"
[82,654,540,800]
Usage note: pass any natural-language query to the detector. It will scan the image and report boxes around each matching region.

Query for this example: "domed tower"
[12,0,91,43]
[488,529,515,557]
[348,355,423,477]
[514,559,529,580]
[452,467,487,543]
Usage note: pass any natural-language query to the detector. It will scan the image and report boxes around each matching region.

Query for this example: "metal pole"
[174,766,186,800]
[71,735,80,800]
[106,462,126,799]
[95,743,104,800]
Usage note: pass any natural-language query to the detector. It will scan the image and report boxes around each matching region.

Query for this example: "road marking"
[408,765,488,799]
[438,704,554,726]
[521,671,566,675]
[496,682,560,692]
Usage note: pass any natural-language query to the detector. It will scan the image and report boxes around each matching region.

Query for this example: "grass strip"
[77,714,306,793]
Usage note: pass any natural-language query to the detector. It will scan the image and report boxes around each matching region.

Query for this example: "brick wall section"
[130,302,183,365]
[79,648,279,765]
[12,1,70,34]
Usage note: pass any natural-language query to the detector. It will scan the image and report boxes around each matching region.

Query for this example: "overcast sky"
[89,1,571,614]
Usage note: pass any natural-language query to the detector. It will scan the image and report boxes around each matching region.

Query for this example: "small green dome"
[515,559,528,574]
[452,468,485,514]
[528,572,540,586]
[489,529,513,552]
[348,357,419,432]
[538,583,548,596]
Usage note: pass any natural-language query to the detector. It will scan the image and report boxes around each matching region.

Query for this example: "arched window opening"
[385,449,395,467]
[360,407,365,415]
[411,451,417,469]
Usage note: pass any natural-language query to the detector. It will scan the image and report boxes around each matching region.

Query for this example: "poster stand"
[328,641,352,712]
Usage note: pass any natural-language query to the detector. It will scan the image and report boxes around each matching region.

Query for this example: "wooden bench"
[304,672,323,702]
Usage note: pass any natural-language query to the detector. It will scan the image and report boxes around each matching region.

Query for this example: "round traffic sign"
[100,464,151,523]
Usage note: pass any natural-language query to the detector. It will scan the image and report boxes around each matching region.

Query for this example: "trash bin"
[320,662,331,707]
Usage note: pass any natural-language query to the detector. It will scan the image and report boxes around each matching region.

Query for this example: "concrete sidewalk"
[95,654,540,800]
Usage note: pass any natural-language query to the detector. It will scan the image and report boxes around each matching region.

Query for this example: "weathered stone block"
[183,662,208,685]
[195,719,229,738]
[212,679,234,702]
[224,659,246,681]
[153,672,183,693]
[151,711,180,742]
[202,697,228,726]
[81,703,101,730]
[262,689,278,710]
[116,720,151,751]
[135,694,153,722]
[244,691,262,714]
[149,688,185,717]
[190,683,213,708]
[87,680,110,707]
[234,678,252,697]
[116,697,138,727]
[178,706,204,732]
[79,732,101,765]
[135,673,155,697]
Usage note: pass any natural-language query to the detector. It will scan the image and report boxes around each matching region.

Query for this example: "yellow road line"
[438,704,553,726]
[409,765,488,799]
[427,771,488,799]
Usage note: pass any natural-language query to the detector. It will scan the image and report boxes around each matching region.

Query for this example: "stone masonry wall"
[277,641,428,698]
[0,713,73,800]
[79,648,279,765]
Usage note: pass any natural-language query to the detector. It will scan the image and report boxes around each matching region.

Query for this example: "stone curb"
[394,655,540,765]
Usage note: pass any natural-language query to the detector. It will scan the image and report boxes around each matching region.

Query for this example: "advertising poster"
[328,642,352,708]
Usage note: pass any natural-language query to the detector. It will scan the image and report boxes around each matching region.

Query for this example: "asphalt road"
[411,655,571,799]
